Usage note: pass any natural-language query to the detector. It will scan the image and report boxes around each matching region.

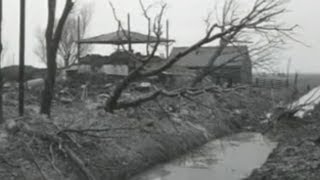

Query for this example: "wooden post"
[77,16,81,63]
[294,72,299,91]
[286,58,291,88]
[166,19,169,59]
[19,0,26,116]
[127,13,132,52]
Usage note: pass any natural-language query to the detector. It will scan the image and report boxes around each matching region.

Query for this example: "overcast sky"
[1,0,320,73]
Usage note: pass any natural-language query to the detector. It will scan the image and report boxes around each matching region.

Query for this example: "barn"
[169,46,252,84]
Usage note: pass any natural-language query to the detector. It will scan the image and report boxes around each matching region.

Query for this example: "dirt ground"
[0,83,293,180]
[246,104,320,180]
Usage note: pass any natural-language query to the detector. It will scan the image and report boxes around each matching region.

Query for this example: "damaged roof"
[78,30,174,45]
[170,46,250,68]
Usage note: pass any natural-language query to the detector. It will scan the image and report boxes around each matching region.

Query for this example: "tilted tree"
[104,0,297,112]
[40,0,74,115]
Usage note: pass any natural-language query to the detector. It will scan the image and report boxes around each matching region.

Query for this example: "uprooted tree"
[40,0,75,115]
[104,0,297,112]
[35,2,93,68]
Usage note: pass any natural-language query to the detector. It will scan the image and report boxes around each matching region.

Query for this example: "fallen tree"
[104,0,298,112]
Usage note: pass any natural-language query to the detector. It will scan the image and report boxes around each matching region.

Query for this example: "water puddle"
[130,132,277,180]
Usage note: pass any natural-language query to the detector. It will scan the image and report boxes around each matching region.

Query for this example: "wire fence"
[253,78,289,89]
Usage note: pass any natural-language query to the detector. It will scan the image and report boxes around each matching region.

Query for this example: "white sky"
[1,0,320,73]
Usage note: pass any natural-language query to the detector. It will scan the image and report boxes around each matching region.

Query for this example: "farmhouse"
[169,46,252,84]
[69,30,174,76]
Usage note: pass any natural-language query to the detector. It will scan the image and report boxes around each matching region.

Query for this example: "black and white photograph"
[0,0,320,179]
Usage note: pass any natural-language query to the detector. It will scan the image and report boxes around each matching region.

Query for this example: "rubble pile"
[0,83,291,180]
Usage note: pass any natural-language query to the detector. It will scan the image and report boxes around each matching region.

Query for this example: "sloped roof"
[163,65,197,76]
[78,30,174,45]
[79,51,139,66]
[170,46,250,68]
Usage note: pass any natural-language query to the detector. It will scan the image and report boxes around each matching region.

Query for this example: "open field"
[294,73,320,90]
[253,73,320,92]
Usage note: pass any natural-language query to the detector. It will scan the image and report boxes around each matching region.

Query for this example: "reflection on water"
[130,133,277,180]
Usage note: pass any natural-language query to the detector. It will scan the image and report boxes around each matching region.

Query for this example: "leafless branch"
[104,0,298,112]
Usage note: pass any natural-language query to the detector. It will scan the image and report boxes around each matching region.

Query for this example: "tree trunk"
[64,53,70,67]
[40,0,74,116]
[40,50,57,115]
[105,77,131,112]
[19,0,26,116]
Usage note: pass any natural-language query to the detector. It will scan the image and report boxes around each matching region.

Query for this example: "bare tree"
[58,3,93,67]
[104,0,297,113]
[34,3,93,68]
[34,27,48,67]
[40,0,74,116]
[191,0,297,86]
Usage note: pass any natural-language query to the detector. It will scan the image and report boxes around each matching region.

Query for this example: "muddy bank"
[246,104,320,180]
[0,87,291,180]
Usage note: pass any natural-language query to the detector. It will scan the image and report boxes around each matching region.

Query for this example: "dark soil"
[0,85,291,180]
[246,105,320,180]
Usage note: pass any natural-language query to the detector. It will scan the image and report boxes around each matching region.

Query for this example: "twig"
[23,143,49,180]
[47,143,64,178]
[64,145,97,180]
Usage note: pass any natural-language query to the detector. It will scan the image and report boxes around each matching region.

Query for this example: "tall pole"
[0,0,3,123]
[286,58,291,87]
[19,0,25,116]
[127,13,132,52]
[77,16,81,63]
[146,18,150,56]
[166,19,169,59]
[117,22,120,50]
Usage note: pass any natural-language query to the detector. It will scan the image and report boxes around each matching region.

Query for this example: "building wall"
[78,65,91,74]
[240,57,252,84]
[99,65,129,76]
[210,67,242,85]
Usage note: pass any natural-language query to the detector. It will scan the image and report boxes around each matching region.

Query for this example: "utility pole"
[166,19,170,59]
[127,13,132,52]
[77,16,81,63]
[146,18,151,56]
[0,0,3,124]
[19,0,25,116]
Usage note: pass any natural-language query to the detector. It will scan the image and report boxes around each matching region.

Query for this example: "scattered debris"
[25,78,45,90]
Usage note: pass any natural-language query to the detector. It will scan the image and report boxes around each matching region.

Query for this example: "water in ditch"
[131,132,277,180]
